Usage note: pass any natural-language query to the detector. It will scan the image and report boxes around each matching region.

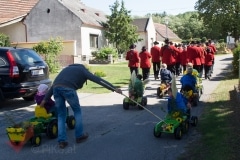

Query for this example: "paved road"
[0,54,233,160]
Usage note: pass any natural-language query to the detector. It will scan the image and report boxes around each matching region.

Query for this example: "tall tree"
[101,0,140,54]
[195,0,240,41]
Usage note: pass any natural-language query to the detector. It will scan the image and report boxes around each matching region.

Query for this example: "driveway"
[0,54,233,160]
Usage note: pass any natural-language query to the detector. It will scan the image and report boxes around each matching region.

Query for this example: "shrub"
[232,45,240,74]
[94,70,107,77]
[0,33,10,47]
[33,37,63,73]
[93,46,118,60]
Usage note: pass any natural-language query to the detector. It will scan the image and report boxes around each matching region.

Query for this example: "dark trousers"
[182,65,186,73]
[175,62,181,76]
[211,58,215,73]
[130,67,139,76]
[193,65,201,76]
[199,64,204,78]
[167,64,176,75]
[204,65,212,79]
[142,68,150,80]
[152,62,161,78]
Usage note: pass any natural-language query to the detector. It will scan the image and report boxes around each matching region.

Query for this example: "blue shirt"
[180,73,197,91]
[168,92,187,113]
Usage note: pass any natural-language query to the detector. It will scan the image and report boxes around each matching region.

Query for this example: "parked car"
[0,47,52,101]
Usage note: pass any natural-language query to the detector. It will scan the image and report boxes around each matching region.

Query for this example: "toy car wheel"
[157,88,161,97]
[191,116,198,126]
[142,97,147,106]
[31,135,41,147]
[67,115,76,129]
[46,119,58,139]
[123,101,129,110]
[174,127,182,140]
[153,126,161,138]
[182,121,189,133]
[138,100,144,110]
[200,86,204,95]
[192,97,198,106]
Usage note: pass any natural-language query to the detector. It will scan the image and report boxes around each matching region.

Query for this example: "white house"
[0,0,108,65]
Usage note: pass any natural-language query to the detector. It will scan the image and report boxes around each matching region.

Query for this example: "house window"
[90,34,98,48]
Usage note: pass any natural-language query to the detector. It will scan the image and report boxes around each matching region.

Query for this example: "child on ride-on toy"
[159,63,172,84]
[35,84,57,116]
[157,63,172,98]
[129,74,144,100]
[167,88,191,115]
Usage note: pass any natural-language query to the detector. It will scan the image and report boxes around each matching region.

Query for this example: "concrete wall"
[10,40,78,66]
[24,0,82,55]
[0,22,26,42]
[81,26,106,58]
[146,16,156,49]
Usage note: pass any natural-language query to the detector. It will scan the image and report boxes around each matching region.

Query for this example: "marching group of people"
[125,38,217,116]
[125,38,217,81]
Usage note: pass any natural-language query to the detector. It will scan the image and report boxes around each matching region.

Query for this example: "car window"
[10,49,43,65]
[0,58,6,66]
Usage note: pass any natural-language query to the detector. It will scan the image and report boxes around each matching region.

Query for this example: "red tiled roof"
[0,0,39,24]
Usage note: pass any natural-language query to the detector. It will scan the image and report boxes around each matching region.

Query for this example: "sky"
[81,0,197,16]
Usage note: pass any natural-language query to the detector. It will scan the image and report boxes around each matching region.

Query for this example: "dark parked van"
[0,47,52,101]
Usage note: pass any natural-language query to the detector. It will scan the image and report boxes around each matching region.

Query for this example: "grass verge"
[49,62,132,94]
[179,78,240,160]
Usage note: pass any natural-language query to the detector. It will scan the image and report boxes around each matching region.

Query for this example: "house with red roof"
[0,0,181,65]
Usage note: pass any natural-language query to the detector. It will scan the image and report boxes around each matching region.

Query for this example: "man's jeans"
[53,87,83,142]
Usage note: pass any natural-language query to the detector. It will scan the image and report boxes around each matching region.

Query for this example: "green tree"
[101,0,140,54]
[195,0,240,42]
[0,33,10,47]
[33,37,63,73]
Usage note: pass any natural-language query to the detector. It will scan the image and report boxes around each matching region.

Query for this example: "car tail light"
[19,89,27,93]
[6,51,19,78]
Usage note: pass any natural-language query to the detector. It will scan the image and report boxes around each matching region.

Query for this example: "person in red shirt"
[139,46,152,80]
[176,43,183,76]
[150,41,161,80]
[207,39,217,74]
[196,41,206,78]
[204,47,214,79]
[187,41,202,74]
[160,38,180,75]
[180,45,188,72]
[126,44,140,76]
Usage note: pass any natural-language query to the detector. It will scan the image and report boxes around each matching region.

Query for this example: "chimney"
[95,13,99,16]
[81,9,85,12]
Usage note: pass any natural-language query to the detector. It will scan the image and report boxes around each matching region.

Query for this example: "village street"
[0,54,233,160]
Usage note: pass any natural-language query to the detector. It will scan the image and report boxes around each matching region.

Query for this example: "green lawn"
[179,77,240,160]
[49,62,131,94]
